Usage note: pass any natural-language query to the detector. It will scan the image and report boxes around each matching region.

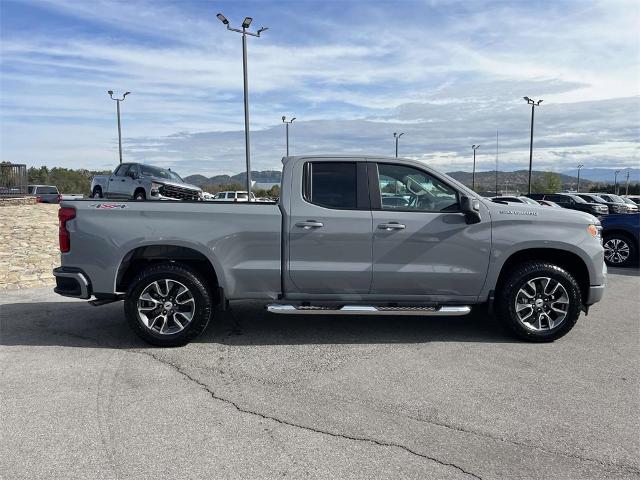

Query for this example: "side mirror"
[460,195,481,224]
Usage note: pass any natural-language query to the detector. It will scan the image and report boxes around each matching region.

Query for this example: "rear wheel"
[496,262,582,342]
[124,263,213,346]
[603,233,636,267]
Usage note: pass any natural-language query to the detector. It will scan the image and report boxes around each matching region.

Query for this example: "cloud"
[0,0,638,174]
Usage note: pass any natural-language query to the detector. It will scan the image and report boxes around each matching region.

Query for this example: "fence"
[0,162,28,196]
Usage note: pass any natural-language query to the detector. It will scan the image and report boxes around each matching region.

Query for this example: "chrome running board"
[266,304,471,316]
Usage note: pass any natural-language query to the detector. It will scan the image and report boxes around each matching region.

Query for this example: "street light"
[523,96,543,194]
[576,164,584,193]
[614,170,621,194]
[216,12,268,198]
[108,90,130,164]
[282,116,296,156]
[471,144,480,190]
[393,132,404,158]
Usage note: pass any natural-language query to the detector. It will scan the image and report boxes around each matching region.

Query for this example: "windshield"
[567,194,587,203]
[140,165,184,182]
[622,197,635,205]
[606,194,625,203]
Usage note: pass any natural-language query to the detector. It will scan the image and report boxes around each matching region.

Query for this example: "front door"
[288,160,373,295]
[370,162,491,298]
[108,164,135,198]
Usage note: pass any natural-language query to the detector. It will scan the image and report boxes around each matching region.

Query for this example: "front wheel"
[603,233,636,267]
[496,262,582,342]
[124,263,213,346]
[92,187,103,199]
[134,190,146,201]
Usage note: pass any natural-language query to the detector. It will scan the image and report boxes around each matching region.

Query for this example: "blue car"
[601,213,640,267]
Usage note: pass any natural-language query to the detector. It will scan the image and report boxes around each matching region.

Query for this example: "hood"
[149,176,202,192]
[482,198,599,224]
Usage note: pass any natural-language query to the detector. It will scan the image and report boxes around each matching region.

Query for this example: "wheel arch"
[494,248,590,303]
[116,244,223,303]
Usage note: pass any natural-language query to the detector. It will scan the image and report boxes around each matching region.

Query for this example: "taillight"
[36,196,42,203]
[58,207,76,252]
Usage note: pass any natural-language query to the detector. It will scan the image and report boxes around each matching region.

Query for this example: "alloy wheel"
[137,279,195,335]
[604,238,630,265]
[514,276,569,331]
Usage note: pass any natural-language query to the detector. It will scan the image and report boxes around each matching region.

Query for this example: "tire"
[134,190,146,201]
[124,263,213,346]
[496,262,582,342]
[603,233,637,268]
[92,187,103,199]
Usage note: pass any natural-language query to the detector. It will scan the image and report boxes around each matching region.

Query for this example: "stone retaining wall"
[0,204,59,289]
[0,196,37,207]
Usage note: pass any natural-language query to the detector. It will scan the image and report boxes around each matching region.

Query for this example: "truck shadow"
[0,300,518,349]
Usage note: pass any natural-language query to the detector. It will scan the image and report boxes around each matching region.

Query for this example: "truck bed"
[60,200,282,299]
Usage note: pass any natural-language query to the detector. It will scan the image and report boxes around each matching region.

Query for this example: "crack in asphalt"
[39,326,640,477]
[401,413,640,476]
[135,349,483,480]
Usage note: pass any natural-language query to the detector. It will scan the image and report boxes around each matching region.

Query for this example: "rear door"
[287,160,373,294]
[370,162,491,298]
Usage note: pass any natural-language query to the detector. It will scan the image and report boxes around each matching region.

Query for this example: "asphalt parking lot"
[1,268,638,480]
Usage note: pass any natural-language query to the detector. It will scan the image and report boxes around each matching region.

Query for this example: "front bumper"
[53,267,91,299]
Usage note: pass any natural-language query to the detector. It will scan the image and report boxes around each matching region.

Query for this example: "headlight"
[151,182,163,195]
[587,224,602,242]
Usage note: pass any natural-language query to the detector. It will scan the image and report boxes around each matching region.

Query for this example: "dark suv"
[527,193,608,216]
[575,193,625,214]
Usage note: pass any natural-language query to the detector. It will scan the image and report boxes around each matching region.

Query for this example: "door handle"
[295,220,324,229]
[378,222,406,230]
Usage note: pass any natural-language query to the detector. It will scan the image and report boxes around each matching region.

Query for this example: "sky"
[1,0,639,177]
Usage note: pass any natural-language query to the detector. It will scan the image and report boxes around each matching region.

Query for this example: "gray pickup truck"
[54,155,606,346]
[90,162,202,201]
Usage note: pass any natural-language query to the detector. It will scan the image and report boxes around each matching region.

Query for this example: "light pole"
[282,116,295,156]
[576,164,584,193]
[614,170,621,194]
[625,170,630,196]
[471,144,480,190]
[523,96,543,194]
[393,132,404,158]
[217,13,268,198]
[108,90,130,164]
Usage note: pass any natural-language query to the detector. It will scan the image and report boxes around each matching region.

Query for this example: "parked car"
[54,155,606,346]
[575,193,625,214]
[491,196,540,206]
[209,191,255,202]
[91,163,202,201]
[601,213,640,267]
[537,199,562,208]
[527,193,608,216]
[621,196,640,213]
[595,193,636,213]
[28,185,61,203]
[624,195,640,205]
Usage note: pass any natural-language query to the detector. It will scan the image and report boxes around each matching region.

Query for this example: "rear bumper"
[53,267,91,299]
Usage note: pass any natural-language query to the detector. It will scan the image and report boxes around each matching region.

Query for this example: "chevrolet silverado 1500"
[54,155,606,346]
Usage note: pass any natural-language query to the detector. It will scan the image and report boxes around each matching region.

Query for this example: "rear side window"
[114,164,130,176]
[303,162,358,209]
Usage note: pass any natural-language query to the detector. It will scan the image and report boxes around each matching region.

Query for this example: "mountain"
[186,168,603,194]
[446,170,590,192]
[559,168,639,184]
[185,170,281,188]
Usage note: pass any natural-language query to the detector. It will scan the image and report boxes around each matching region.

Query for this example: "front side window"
[377,163,458,212]
[114,164,130,176]
[303,162,358,209]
